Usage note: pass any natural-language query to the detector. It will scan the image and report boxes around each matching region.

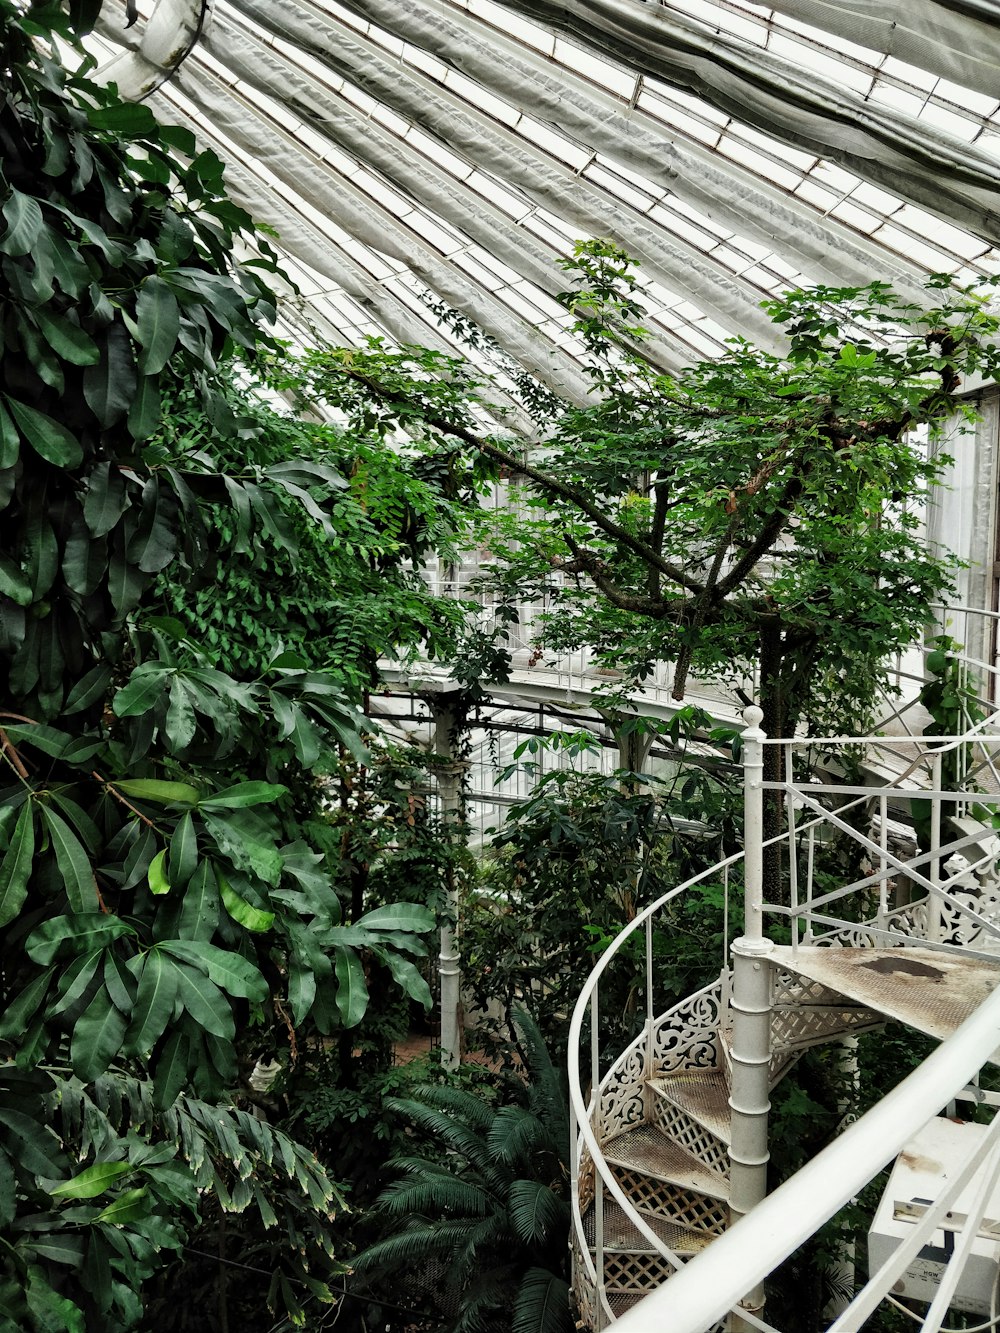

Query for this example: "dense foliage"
[0,10,441,1328]
[353,1013,573,1333]
[297,242,1000,747]
[464,728,740,1060]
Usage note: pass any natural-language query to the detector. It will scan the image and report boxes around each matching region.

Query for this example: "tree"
[0,9,436,1327]
[295,242,1000,750]
[151,374,475,693]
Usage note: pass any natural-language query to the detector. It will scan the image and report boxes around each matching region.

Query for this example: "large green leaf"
[25,914,134,966]
[0,402,19,469]
[0,1110,63,1177]
[45,950,101,1019]
[0,1150,14,1227]
[177,859,219,940]
[113,778,199,806]
[50,1161,132,1200]
[152,1030,189,1111]
[25,1269,86,1333]
[198,782,288,810]
[168,813,198,889]
[0,190,43,256]
[87,103,158,136]
[0,553,31,606]
[83,462,128,537]
[0,803,33,928]
[203,811,282,885]
[333,945,368,1027]
[165,678,197,750]
[356,903,436,934]
[129,476,176,573]
[71,988,128,1081]
[125,949,178,1056]
[42,806,97,912]
[112,665,171,718]
[147,848,170,896]
[135,276,180,375]
[83,322,136,426]
[5,396,83,467]
[385,954,432,1009]
[32,308,99,366]
[0,967,55,1039]
[171,960,235,1040]
[160,939,268,1002]
[22,513,59,599]
[94,1187,151,1226]
[218,871,274,932]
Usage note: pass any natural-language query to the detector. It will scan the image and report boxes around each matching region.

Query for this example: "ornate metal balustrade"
[570,605,1000,1332]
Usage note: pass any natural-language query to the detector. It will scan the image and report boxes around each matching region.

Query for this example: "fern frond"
[512,1268,573,1333]
[377,1176,492,1218]
[353,1219,484,1277]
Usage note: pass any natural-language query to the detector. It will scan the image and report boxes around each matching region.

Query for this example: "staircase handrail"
[609,976,1000,1333]
[567,851,748,1307]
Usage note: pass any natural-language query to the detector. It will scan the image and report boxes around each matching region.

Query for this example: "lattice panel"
[571,1228,597,1329]
[611,1167,727,1234]
[772,1001,882,1050]
[603,1250,686,1290]
[651,1099,729,1180]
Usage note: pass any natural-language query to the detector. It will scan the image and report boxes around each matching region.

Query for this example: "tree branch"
[334,364,706,595]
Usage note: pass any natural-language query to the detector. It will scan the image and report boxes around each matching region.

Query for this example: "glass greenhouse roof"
[92,0,1000,407]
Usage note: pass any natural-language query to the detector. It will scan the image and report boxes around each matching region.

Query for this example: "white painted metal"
[610,987,1000,1333]
[568,618,1000,1330]
[432,700,464,1069]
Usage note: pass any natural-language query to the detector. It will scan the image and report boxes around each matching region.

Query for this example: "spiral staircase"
[570,641,1000,1332]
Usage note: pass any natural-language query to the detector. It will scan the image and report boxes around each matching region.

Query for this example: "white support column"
[728,705,773,1329]
[433,699,465,1071]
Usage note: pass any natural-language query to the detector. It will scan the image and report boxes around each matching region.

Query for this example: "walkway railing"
[569,675,1000,1330]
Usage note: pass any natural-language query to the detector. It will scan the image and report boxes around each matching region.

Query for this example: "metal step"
[583,1199,713,1256]
[768,945,1000,1052]
[605,1124,729,1202]
[648,1067,732,1144]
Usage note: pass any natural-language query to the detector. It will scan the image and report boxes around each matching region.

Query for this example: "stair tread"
[647,1067,732,1142]
[583,1199,714,1255]
[769,945,1000,1052]
[604,1124,729,1200]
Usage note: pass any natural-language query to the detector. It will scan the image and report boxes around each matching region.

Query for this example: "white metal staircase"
[571,689,1000,1332]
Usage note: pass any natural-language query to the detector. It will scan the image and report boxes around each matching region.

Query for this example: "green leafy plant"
[352,1011,573,1333]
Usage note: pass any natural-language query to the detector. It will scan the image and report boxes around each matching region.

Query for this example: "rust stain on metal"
[860,956,944,980]
[900,1150,941,1174]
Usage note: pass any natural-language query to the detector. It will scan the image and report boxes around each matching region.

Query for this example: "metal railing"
[568,610,1000,1332]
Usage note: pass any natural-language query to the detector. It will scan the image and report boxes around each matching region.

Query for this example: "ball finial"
[742,705,764,729]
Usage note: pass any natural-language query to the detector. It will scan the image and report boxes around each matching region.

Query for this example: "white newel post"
[433,699,464,1070]
[728,705,774,1328]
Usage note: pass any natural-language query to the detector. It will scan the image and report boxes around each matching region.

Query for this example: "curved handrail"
[568,851,748,1303]
[610,981,1000,1333]
[569,619,1000,1324]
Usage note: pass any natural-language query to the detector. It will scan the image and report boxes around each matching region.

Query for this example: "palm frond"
[397,1082,497,1129]
[507,1179,569,1247]
[385,1097,498,1174]
[378,1176,493,1218]
[512,1268,573,1333]
[352,1219,484,1276]
[486,1106,551,1167]
[512,1008,569,1149]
